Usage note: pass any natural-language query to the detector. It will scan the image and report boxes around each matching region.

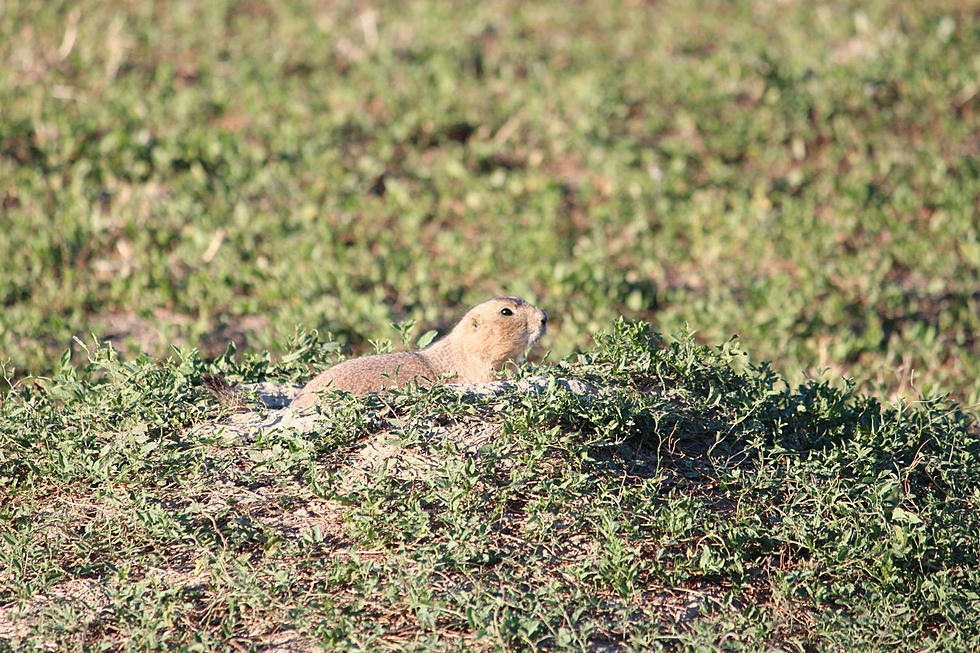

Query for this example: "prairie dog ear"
[470,316,481,330]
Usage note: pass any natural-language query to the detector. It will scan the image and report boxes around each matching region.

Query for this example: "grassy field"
[3,0,980,405]
[0,323,980,651]
[3,0,980,650]
[2,325,979,651]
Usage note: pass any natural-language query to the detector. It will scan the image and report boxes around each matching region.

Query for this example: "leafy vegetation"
[3,0,980,650]
[2,323,978,650]
[2,0,980,404]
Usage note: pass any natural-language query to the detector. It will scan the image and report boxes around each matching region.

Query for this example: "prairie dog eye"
[499,308,513,316]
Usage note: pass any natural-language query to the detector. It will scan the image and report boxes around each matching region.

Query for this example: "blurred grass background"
[2,0,979,405]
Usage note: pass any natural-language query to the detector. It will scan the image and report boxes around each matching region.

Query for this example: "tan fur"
[289,297,548,408]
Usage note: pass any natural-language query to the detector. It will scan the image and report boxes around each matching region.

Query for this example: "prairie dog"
[289,297,548,408]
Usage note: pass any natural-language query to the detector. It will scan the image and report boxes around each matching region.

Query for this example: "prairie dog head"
[453,296,548,369]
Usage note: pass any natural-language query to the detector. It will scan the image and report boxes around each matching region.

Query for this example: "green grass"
[2,0,980,405]
[4,0,980,649]
[2,322,978,651]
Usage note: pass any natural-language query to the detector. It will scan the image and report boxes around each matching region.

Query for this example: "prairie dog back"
[289,297,547,408]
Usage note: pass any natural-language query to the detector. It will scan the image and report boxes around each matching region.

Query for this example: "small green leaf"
[417,330,438,349]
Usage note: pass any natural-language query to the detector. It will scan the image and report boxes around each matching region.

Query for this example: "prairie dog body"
[289,297,548,408]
